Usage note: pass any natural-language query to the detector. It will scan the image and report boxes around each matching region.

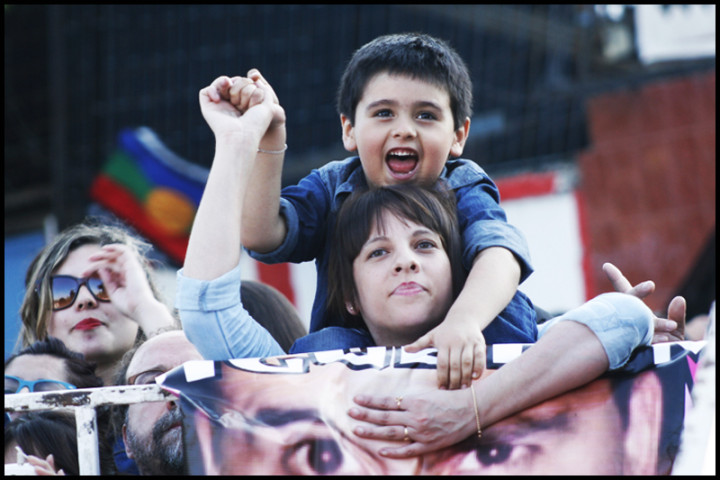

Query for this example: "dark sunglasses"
[4,375,77,394]
[49,275,111,311]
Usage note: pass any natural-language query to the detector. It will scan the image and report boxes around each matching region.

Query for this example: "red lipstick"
[74,319,103,331]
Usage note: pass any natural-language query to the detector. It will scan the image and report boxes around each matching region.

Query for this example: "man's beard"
[126,407,187,475]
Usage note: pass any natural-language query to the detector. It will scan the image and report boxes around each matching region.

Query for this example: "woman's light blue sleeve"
[175,263,285,360]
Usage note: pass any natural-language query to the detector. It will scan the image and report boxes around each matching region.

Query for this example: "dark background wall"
[5,4,599,231]
[5,4,715,320]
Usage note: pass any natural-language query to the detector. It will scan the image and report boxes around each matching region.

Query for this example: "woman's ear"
[346,302,358,316]
[341,114,357,152]
[449,117,471,158]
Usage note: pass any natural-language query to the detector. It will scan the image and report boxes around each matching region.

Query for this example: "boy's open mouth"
[386,149,419,176]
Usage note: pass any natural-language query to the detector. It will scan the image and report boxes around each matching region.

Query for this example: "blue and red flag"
[90,127,208,265]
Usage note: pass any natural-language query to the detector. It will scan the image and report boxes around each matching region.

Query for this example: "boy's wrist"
[261,123,287,146]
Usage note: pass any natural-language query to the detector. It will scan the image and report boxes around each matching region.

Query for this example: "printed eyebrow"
[255,408,322,427]
[250,406,382,470]
[484,410,572,443]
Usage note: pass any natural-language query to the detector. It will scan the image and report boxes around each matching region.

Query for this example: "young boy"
[229,33,536,389]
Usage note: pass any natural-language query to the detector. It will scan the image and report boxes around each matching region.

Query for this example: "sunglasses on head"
[4,375,77,394]
[49,275,111,311]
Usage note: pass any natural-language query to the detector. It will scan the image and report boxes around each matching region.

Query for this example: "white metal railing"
[4,384,171,475]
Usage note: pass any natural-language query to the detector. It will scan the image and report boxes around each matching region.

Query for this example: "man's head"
[119,330,203,475]
[422,371,665,475]
[337,33,473,131]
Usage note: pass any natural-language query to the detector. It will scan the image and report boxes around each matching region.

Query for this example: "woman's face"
[46,244,138,364]
[351,212,453,346]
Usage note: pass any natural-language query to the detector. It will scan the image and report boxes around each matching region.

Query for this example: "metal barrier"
[4,384,171,475]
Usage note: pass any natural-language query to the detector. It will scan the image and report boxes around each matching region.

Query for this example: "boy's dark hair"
[4,336,104,389]
[337,32,473,130]
[327,182,467,329]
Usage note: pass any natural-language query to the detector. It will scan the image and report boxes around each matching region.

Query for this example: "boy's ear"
[449,117,471,158]
[340,114,358,152]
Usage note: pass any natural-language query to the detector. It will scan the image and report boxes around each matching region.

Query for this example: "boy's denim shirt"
[248,156,539,344]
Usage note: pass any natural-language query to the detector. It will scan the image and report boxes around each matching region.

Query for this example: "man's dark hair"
[4,336,103,389]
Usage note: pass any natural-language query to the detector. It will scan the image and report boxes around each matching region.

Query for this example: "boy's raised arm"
[239,70,288,254]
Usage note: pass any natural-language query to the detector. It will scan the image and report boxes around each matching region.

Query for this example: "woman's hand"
[602,262,686,342]
[83,244,174,335]
[25,453,66,475]
[348,388,477,457]
[199,70,285,148]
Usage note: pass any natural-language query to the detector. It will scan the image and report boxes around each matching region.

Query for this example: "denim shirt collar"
[331,157,368,209]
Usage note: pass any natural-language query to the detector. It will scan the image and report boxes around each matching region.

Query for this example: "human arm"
[178,74,287,359]
[602,262,686,342]
[177,264,285,359]
[235,69,288,254]
[350,320,609,457]
[185,73,277,280]
[83,244,176,337]
[404,246,521,390]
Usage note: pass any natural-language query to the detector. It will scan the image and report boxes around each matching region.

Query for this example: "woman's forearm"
[184,137,258,280]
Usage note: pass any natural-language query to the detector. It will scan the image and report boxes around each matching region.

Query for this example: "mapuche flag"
[90,127,208,265]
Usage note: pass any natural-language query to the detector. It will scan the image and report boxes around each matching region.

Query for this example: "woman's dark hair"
[240,280,307,353]
[4,336,104,389]
[327,183,467,329]
[337,32,473,130]
[5,411,80,475]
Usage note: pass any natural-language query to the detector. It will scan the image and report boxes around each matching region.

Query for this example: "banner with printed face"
[158,342,705,475]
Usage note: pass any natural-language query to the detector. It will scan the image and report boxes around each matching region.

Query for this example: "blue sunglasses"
[4,375,77,394]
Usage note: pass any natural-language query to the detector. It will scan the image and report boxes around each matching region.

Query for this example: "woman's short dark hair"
[327,183,467,329]
[337,32,473,131]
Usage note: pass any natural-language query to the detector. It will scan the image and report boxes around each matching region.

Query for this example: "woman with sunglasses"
[17,220,177,385]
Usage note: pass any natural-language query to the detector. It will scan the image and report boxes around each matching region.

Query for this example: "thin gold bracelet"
[470,383,482,439]
[257,144,288,155]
